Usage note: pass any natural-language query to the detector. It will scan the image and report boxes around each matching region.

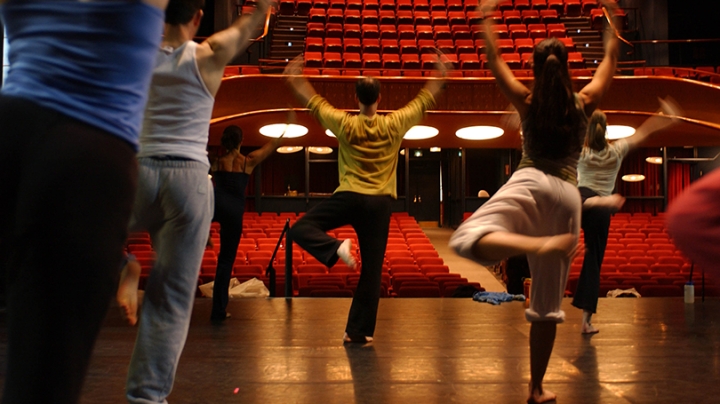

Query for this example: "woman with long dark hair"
[450,1,619,402]
[211,125,283,322]
[574,102,678,334]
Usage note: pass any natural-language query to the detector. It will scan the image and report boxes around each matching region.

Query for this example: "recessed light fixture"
[276,146,303,154]
[259,124,308,138]
[308,146,333,154]
[621,174,646,182]
[325,129,336,138]
[455,126,504,140]
[606,125,636,139]
[646,157,663,165]
[414,150,423,157]
[403,125,439,140]
[430,147,441,152]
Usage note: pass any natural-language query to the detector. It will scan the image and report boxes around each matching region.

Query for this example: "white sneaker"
[337,239,357,270]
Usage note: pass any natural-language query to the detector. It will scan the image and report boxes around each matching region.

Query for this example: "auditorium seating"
[121,213,484,298]
[566,212,717,297]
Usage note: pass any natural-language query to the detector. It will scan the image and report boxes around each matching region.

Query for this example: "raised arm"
[578,0,620,114]
[244,137,284,173]
[422,52,448,99]
[480,0,531,117]
[284,55,318,106]
[196,0,272,95]
[624,97,681,151]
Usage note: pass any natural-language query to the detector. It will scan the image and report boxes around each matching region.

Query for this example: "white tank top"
[138,41,214,166]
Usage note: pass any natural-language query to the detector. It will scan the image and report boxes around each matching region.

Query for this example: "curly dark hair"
[524,38,584,159]
[221,125,243,151]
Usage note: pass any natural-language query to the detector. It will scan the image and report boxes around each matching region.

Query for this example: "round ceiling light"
[276,146,303,154]
[308,146,333,154]
[259,124,308,138]
[455,126,504,140]
[606,125,636,140]
[621,174,646,182]
[646,157,663,165]
[403,125,439,140]
[325,129,336,138]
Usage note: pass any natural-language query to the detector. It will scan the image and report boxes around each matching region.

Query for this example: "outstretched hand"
[284,54,304,76]
[657,96,683,122]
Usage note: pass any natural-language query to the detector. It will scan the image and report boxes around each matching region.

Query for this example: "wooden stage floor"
[3,297,720,403]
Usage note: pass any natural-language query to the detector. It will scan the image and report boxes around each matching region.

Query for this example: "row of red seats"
[307,8,563,27]
[280,0,608,16]
[303,50,585,69]
[634,67,720,84]
[305,22,568,42]
[306,37,576,57]
[297,68,595,78]
[571,260,691,275]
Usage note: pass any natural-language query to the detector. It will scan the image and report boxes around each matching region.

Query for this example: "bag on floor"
[229,277,270,298]
[198,277,241,298]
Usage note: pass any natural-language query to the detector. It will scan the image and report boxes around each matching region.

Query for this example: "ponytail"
[524,38,583,160]
[586,110,608,151]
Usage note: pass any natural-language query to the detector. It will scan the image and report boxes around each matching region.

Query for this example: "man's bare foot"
[117,259,141,326]
[528,382,557,403]
[583,194,626,212]
[582,322,600,334]
[343,332,373,344]
[536,233,577,259]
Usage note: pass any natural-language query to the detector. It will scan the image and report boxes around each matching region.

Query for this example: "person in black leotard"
[211,125,283,321]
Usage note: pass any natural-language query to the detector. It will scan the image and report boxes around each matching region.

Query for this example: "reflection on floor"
[59,297,720,403]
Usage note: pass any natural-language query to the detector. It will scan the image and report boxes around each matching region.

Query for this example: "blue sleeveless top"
[0,1,164,149]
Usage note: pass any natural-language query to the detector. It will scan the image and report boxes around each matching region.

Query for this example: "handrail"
[254,8,273,42]
[603,6,633,48]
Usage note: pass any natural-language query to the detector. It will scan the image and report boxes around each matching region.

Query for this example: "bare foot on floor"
[536,233,577,259]
[117,259,141,326]
[528,383,557,404]
[582,322,600,335]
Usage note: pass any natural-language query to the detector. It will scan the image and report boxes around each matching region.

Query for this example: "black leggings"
[572,187,611,314]
[0,96,137,404]
[211,216,243,319]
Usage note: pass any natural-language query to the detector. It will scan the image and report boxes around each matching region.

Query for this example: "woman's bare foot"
[343,332,373,344]
[528,382,557,403]
[582,322,600,334]
[536,233,577,259]
[583,194,626,212]
[117,259,141,326]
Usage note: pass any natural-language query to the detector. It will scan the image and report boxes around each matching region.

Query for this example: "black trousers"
[0,96,137,404]
[212,213,243,319]
[289,191,392,337]
[572,187,611,314]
